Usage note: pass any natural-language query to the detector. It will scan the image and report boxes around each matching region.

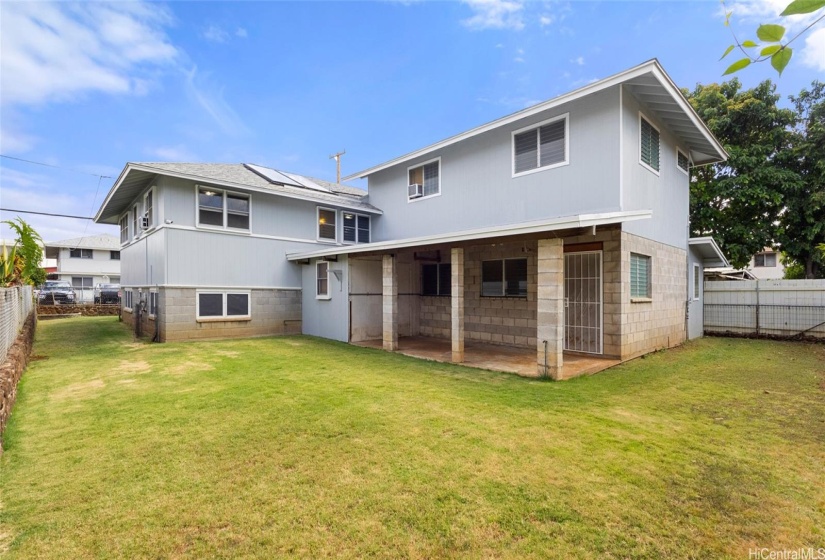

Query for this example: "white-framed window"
[196,291,251,319]
[119,214,129,244]
[421,263,451,296]
[197,186,251,231]
[342,212,370,244]
[69,248,93,259]
[132,203,141,238]
[754,252,777,267]
[407,157,440,201]
[144,188,155,229]
[317,207,337,242]
[677,148,690,175]
[512,113,569,177]
[316,261,330,299]
[149,290,158,317]
[693,264,701,301]
[124,289,133,310]
[630,253,652,299]
[639,113,660,174]
[481,258,528,297]
[110,251,120,260]
[72,276,93,289]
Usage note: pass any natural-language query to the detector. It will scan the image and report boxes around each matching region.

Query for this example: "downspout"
[543,339,548,379]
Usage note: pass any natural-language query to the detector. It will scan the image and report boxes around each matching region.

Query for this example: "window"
[144,189,154,229]
[512,115,568,176]
[124,290,133,310]
[197,187,250,230]
[119,215,129,244]
[421,263,451,296]
[630,253,651,299]
[133,204,140,237]
[72,276,93,288]
[754,252,777,267]
[677,149,689,174]
[693,264,701,301]
[481,258,527,297]
[149,291,158,316]
[407,158,440,200]
[110,251,120,260]
[316,261,330,298]
[640,115,660,172]
[318,208,337,242]
[197,291,250,319]
[69,248,93,259]
[343,213,370,244]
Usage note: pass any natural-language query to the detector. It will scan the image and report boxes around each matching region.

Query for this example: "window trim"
[143,187,156,231]
[754,252,777,268]
[69,248,93,259]
[316,261,331,300]
[195,290,252,321]
[341,212,370,245]
[406,156,442,203]
[133,203,141,239]
[481,257,528,298]
[638,112,661,176]
[123,289,133,312]
[195,185,252,232]
[119,214,129,245]
[421,262,451,297]
[692,263,701,301]
[148,289,158,318]
[316,207,338,244]
[630,252,652,301]
[511,113,570,178]
[676,147,690,176]
[110,251,120,260]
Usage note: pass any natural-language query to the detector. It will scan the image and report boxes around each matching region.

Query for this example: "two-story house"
[94,60,728,379]
[44,234,122,302]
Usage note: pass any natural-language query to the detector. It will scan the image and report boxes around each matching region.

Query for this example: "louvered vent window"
[513,117,566,175]
[677,150,689,173]
[640,116,660,171]
[630,253,651,299]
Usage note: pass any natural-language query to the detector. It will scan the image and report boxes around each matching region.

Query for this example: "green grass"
[1,317,824,559]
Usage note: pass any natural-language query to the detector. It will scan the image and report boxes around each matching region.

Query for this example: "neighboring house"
[43,234,122,302]
[747,248,785,280]
[94,59,729,379]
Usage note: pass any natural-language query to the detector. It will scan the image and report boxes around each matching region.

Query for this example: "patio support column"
[451,247,464,363]
[537,238,564,379]
[382,254,398,351]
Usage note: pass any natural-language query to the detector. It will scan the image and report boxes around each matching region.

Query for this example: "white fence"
[704,279,825,338]
[1,286,34,360]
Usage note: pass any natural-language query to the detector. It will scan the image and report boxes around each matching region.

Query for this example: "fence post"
[755,281,760,336]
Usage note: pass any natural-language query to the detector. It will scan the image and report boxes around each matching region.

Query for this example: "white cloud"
[145,145,199,162]
[202,25,229,43]
[0,2,178,106]
[0,119,37,153]
[461,0,525,31]
[801,26,825,71]
[235,27,248,38]
[184,67,250,137]
[539,14,555,27]
[571,56,585,66]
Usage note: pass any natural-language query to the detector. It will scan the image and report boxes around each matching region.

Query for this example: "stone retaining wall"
[0,312,35,451]
[38,304,120,317]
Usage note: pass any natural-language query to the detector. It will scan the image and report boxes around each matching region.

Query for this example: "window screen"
[357,215,370,243]
[408,161,440,199]
[693,265,700,300]
[481,260,504,296]
[70,249,92,259]
[226,194,250,230]
[72,276,93,288]
[421,263,450,296]
[227,293,249,316]
[514,118,566,174]
[198,293,223,316]
[318,209,336,241]
[504,259,528,296]
[640,117,660,171]
[630,253,651,298]
[198,189,224,226]
[317,261,329,297]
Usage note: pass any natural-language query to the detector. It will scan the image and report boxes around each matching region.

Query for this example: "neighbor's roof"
[44,234,121,250]
[344,59,728,181]
[689,237,729,268]
[95,162,379,224]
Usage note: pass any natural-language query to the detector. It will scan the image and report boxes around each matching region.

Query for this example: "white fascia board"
[689,236,730,267]
[95,163,381,223]
[287,209,652,261]
[344,59,727,181]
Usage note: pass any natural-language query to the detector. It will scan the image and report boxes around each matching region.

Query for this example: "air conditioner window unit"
[141,216,150,229]
[408,183,423,199]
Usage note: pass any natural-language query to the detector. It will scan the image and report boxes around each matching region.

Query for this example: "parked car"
[38,281,77,305]
[94,283,121,304]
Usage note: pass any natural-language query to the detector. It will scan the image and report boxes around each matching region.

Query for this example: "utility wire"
[0,208,93,220]
[0,154,113,179]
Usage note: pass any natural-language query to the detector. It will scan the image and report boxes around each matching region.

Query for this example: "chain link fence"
[1,286,34,360]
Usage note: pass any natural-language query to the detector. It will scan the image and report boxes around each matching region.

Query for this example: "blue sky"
[1,0,823,242]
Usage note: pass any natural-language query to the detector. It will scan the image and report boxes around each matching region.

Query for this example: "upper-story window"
[144,188,155,229]
[512,114,568,177]
[754,252,777,267]
[119,214,129,244]
[197,187,250,231]
[407,158,440,201]
[69,248,93,259]
[640,114,660,173]
[132,203,140,238]
[677,149,689,174]
[110,251,120,260]
[342,212,370,244]
[318,208,337,242]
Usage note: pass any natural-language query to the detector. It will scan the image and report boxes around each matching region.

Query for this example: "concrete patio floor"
[353,336,620,378]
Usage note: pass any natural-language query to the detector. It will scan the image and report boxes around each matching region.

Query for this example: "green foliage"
[0,218,46,287]
[781,0,825,15]
[756,23,786,42]
[686,79,799,268]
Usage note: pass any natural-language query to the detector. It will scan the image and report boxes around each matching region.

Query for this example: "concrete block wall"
[619,232,686,359]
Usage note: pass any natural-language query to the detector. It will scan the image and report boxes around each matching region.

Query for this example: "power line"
[0,154,113,179]
[0,208,93,220]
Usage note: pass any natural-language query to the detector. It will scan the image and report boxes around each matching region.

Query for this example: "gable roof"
[95,162,379,224]
[344,59,727,181]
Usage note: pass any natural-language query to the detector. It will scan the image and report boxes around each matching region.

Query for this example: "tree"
[0,218,46,287]
[776,80,825,279]
[686,79,800,268]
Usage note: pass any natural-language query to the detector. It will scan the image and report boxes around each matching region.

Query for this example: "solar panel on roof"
[244,164,302,187]
[282,172,330,193]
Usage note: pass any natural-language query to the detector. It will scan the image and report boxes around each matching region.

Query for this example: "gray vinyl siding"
[120,229,166,287]
[687,246,704,340]
[620,86,690,250]
[301,256,350,342]
[366,87,622,241]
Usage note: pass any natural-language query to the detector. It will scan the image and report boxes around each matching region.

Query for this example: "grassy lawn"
[1,317,824,559]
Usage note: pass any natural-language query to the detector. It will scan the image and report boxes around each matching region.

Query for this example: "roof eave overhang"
[287,209,651,261]
[344,59,727,181]
[95,163,382,224]
[689,236,730,268]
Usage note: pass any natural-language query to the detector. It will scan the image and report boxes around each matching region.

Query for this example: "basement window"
[630,253,652,299]
[197,291,251,320]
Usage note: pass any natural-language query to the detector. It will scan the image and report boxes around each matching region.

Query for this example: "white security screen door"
[564,251,603,354]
